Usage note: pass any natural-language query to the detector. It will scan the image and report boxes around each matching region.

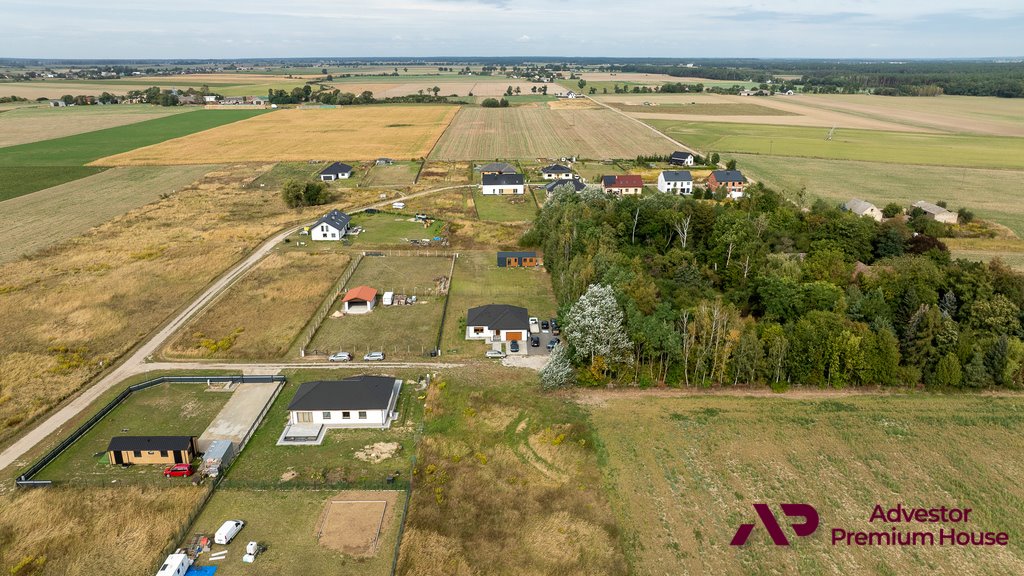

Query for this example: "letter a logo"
[730,503,819,546]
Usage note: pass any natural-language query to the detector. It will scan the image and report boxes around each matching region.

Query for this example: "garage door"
[505,332,524,342]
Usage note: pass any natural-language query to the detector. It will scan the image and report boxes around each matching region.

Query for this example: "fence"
[363,249,457,258]
[15,375,286,486]
[433,253,459,355]
[297,253,364,356]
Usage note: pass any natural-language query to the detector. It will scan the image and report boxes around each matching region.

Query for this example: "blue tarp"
[185,567,217,576]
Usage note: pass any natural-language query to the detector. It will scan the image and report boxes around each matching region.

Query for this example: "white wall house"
[482,173,525,195]
[669,151,696,167]
[913,200,959,224]
[310,209,350,241]
[657,171,693,194]
[286,376,402,430]
[541,164,575,180]
[319,162,353,181]
[844,198,884,221]
[465,304,530,342]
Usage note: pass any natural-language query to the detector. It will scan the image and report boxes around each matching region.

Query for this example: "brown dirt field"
[0,485,206,576]
[416,161,472,185]
[546,98,602,110]
[315,491,398,556]
[90,106,459,165]
[0,105,188,147]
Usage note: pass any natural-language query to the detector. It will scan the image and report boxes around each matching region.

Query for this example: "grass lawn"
[473,188,539,222]
[349,212,444,246]
[187,488,401,576]
[589,393,1024,575]
[440,251,557,358]
[251,161,365,190]
[36,382,232,483]
[474,94,557,106]
[362,161,421,187]
[223,371,422,486]
[396,366,627,576]
[734,153,1024,236]
[306,255,452,358]
[646,120,1024,169]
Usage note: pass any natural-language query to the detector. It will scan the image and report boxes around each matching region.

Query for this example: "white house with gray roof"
[913,201,958,224]
[481,173,525,195]
[657,170,693,194]
[310,209,350,241]
[844,198,883,221]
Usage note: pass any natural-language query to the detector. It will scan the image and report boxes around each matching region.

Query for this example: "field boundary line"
[434,253,459,356]
[585,95,701,156]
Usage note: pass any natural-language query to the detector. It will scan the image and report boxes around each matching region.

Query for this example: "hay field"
[0,164,309,444]
[588,393,1024,575]
[397,367,627,576]
[0,485,206,576]
[165,251,351,359]
[733,153,1024,235]
[650,120,1024,169]
[0,105,189,148]
[429,106,673,160]
[946,238,1024,271]
[611,102,797,116]
[0,165,214,263]
[92,106,459,165]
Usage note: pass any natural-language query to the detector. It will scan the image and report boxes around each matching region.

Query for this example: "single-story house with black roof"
[541,164,575,180]
[497,251,539,268]
[286,375,402,430]
[107,436,197,466]
[465,304,530,342]
[669,151,696,166]
[310,209,350,241]
[545,178,586,195]
[481,173,525,195]
[319,162,353,181]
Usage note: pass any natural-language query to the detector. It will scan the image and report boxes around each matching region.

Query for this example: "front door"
[174,450,184,464]
[112,451,123,465]
[296,411,313,423]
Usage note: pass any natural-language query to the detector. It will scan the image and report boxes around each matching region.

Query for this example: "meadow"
[429,106,673,161]
[93,106,458,165]
[587,393,1024,575]
[348,212,445,245]
[164,251,352,359]
[473,188,540,222]
[646,120,1024,169]
[362,161,421,187]
[0,104,190,147]
[732,154,1024,235]
[396,366,627,576]
[0,165,215,263]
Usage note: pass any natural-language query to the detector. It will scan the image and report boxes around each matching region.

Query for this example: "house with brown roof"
[342,286,378,314]
[602,174,644,196]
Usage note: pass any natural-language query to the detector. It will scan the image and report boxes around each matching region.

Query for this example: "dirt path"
[0,184,467,474]
[585,95,702,156]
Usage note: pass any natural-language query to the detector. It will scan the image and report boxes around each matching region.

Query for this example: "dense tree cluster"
[526,187,1024,390]
[281,180,333,208]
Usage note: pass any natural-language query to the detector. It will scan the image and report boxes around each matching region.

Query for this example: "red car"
[164,463,194,478]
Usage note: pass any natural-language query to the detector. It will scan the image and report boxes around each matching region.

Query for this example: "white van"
[155,553,191,576]
[214,519,245,545]
[382,291,394,306]
[392,201,406,209]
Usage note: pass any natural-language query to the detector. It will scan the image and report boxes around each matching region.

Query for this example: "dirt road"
[585,95,701,156]
[0,184,469,474]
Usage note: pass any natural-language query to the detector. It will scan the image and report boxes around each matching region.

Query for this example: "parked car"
[163,463,194,478]
[328,351,352,362]
[363,351,386,361]
[530,335,541,347]
[509,340,520,353]
[540,320,549,333]
[214,520,245,545]
[550,319,560,335]
[392,201,406,209]
[485,349,506,359]
[529,317,540,333]
[546,338,561,351]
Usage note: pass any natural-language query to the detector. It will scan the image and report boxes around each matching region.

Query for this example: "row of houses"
[844,198,959,224]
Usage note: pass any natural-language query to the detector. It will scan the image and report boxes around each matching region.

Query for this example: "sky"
[2,0,1023,59]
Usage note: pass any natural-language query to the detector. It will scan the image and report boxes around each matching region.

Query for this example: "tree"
[577,79,587,90]
[709,152,720,165]
[431,86,441,96]
[505,85,514,96]
[540,344,575,389]
[882,202,903,218]
[933,352,963,388]
[481,98,500,108]
[726,159,737,170]
[281,180,333,208]
[498,98,509,107]
[514,86,521,95]
[564,284,632,376]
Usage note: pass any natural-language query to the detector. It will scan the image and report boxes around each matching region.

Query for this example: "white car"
[363,351,386,361]
[328,352,351,362]
[392,201,406,209]
[485,349,506,359]
[529,317,540,334]
[214,520,245,545]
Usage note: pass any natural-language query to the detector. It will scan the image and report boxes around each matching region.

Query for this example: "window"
[133,450,141,457]
[473,327,485,334]
[160,450,168,457]
[323,411,331,420]
[331,232,337,238]
[342,411,351,419]
[358,411,368,419]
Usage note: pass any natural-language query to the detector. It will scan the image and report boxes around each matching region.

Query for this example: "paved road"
[0,184,470,474]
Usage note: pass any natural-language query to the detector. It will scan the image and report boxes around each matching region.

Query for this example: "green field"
[589,393,1024,575]
[349,212,444,245]
[648,120,1024,169]
[473,188,540,222]
[733,153,1024,236]
[0,109,268,198]
[361,161,421,187]
[36,382,231,484]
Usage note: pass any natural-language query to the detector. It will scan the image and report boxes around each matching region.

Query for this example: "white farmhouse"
[657,170,693,195]
[310,209,350,241]
[481,173,525,195]
[319,162,353,181]
[844,198,884,221]
[913,201,959,224]
[280,376,402,444]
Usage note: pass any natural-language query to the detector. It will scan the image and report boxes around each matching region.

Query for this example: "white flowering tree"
[564,284,632,376]
[539,343,574,389]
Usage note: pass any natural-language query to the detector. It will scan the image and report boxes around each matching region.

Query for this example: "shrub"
[281,180,333,208]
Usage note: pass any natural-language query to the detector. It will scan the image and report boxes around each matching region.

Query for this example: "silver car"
[328,352,352,362]
[485,349,506,359]
[363,351,386,361]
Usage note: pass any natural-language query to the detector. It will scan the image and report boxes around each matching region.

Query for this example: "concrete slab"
[197,381,282,452]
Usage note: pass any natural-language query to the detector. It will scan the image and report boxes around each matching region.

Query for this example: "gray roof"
[541,164,572,174]
[319,162,353,176]
[845,198,879,215]
[711,170,747,183]
[545,178,586,192]
[107,436,194,452]
[660,170,693,182]
[466,304,529,331]
[478,162,518,174]
[482,173,524,186]
[670,151,694,162]
[313,209,350,231]
[287,376,399,411]
[913,200,953,215]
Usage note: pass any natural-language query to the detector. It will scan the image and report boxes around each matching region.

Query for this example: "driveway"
[197,381,282,452]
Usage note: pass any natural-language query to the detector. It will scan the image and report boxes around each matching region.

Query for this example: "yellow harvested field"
[91,106,459,165]
[0,105,189,147]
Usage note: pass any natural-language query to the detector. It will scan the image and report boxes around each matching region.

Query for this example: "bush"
[481,98,500,108]
[281,180,333,208]
[882,202,903,218]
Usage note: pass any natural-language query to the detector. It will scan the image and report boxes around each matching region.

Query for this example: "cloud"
[517,35,531,43]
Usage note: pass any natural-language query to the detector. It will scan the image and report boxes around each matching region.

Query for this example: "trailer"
[155,552,191,576]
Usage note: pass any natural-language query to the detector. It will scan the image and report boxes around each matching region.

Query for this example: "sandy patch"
[314,490,400,556]
[354,441,402,463]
